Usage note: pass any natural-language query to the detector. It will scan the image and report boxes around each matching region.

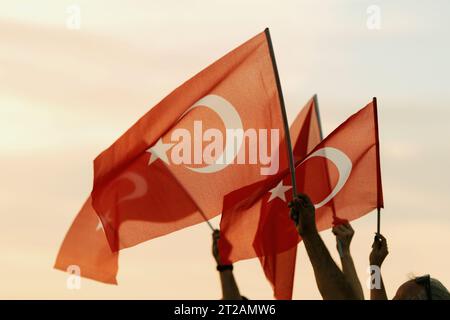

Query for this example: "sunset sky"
[1,0,450,299]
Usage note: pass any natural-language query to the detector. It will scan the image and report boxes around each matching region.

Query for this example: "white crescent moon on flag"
[119,172,148,202]
[300,147,353,209]
[96,172,148,231]
[179,94,244,174]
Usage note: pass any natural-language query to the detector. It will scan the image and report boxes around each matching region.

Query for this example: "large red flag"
[91,29,292,251]
[257,96,323,299]
[54,197,118,284]
[219,100,383,294]
[52,96,322,285]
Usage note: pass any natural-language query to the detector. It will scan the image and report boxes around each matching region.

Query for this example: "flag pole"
[377,208,381,235]
[199,210,215,232]
[314,94,344,255]
[313,94,324,140]
[373,97,383,236]
[265,28,297,197]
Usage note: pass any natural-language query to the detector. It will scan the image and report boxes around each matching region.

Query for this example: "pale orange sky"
[1,0,450,299]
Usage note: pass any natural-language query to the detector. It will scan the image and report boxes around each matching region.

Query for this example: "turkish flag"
[218,96,323,299]
[91,29,291,251]
[219,100,383,297]
[52,96,323,285]
[54,196,118,284]
[259,96,323,299]
[51,96,322,285]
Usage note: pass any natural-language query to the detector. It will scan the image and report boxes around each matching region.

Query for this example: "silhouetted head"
[393,275,450,300]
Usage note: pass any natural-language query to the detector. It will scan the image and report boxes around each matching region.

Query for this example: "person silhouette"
[370,234,450,300]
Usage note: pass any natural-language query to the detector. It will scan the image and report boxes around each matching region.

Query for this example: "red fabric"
[54,196,118,284]
[259,247,298,300]
[257,97,322,299]
[219,101,383,296]
[332,216,348,227]
[90,31,290,251]
[53,96,321,285]
[373,98,384,209]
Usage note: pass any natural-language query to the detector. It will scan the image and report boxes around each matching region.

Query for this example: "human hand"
[332,222,354,254]
[370,234,389,267]
[289,193,317,237]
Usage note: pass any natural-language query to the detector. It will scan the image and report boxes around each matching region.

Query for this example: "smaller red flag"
[219,100,383,290]
[257,96,323,299]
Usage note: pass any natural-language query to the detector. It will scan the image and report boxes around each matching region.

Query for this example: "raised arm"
[212,229,243,300]
[369,234,389,300]
[332,222,364,300]
[290,194,357,300]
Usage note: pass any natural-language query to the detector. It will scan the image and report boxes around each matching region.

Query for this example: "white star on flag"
[268,180,292,203]
[146,138,174,165]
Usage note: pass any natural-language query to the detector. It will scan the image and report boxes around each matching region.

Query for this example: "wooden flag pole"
[265,28,297,197]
